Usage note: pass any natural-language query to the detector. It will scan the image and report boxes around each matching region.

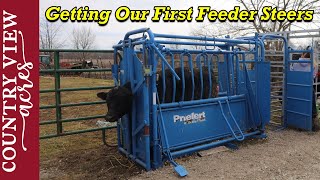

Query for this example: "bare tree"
[71,26,96,50]
[70,27,96,66]
[192,0,320,50]
[39,18,65,65]
[40,18,65,49]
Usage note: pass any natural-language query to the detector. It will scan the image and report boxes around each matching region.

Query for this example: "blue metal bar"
[152,78,161,167]
[225,100,245,140]
[287,96,311,102]
[207,54,213,98]
[133,123,145,136]
[196,53,205,99]
[161,55,166,103]
[244,64,261,128]
[122,47,132,155]
[132,78,144,94]
[144,46,152,171]
[187,53,195,100]
[171,53,176,102]
[286,110,311,117]
[113,40,147,48]
[218,100,244,141]
[288,60,311,63]
[128,48,137,157]
[235,53,240,95]
[155,40,225,47]
[179,53,186,101]
[144,133,151,170]
[124,28,152,40]
[151,44,180,81]
[159,94,245,109]
[171,131,261,158]
[164,49,250,54]
[229,52,235,95]
[241,60,257,63]
[288,49,313,53]
[154,33,256,44]
[151,45,161,168]
[219,91,227,96]
[162,51,177,102]
[287,83,312,87]
[118,147,147,169]
[157,93,171,150]
[225,54,231,95]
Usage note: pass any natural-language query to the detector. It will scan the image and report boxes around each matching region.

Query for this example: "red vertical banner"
[1,0,39,179]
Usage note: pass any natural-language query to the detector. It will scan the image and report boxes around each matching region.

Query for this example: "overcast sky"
[40,0,319,49]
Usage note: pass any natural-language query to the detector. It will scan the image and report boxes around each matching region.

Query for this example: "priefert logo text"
[173,112,206,123]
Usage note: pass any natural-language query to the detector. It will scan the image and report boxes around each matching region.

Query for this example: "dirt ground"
[40,128,320,180]
[131,129,320,180]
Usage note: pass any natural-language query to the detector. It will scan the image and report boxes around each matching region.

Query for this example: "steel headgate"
[112,28,271,176]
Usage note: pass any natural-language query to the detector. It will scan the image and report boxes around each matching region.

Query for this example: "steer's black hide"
[157,67,218,103]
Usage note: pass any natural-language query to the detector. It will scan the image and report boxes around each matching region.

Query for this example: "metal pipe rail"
[154,33,257,45]
[154,40,225,47]
[40,49,116,142]
[40,86,114,93]
[40,49,113,53]
[40,126,117,139]
[40,68,112,73]
[40,101,106,109]
[40,115,106,125]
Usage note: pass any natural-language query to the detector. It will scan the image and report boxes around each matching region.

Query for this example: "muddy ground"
[40,128,320,180]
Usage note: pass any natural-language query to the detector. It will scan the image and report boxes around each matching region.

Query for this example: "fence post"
[54,51,63,134]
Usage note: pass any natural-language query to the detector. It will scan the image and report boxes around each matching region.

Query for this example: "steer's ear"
[97,92,108,100]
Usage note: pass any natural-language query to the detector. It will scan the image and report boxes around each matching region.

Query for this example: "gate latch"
[144,65,153,76]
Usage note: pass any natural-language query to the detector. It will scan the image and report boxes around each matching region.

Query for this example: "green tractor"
[39,54,51,70]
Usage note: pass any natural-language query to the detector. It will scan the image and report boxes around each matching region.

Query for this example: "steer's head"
[97,82,133,122]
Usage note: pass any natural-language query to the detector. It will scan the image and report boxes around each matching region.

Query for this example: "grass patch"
[40,76,113,136]
[40,76,116,166]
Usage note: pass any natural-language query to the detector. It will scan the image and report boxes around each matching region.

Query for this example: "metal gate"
[262,29,320,130]
[285,49,314,130]
[39,49,116,143]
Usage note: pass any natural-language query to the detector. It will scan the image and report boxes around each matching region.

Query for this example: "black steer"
[157,67,218,103]
[97,67,218,122]
[97,82,133,122]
